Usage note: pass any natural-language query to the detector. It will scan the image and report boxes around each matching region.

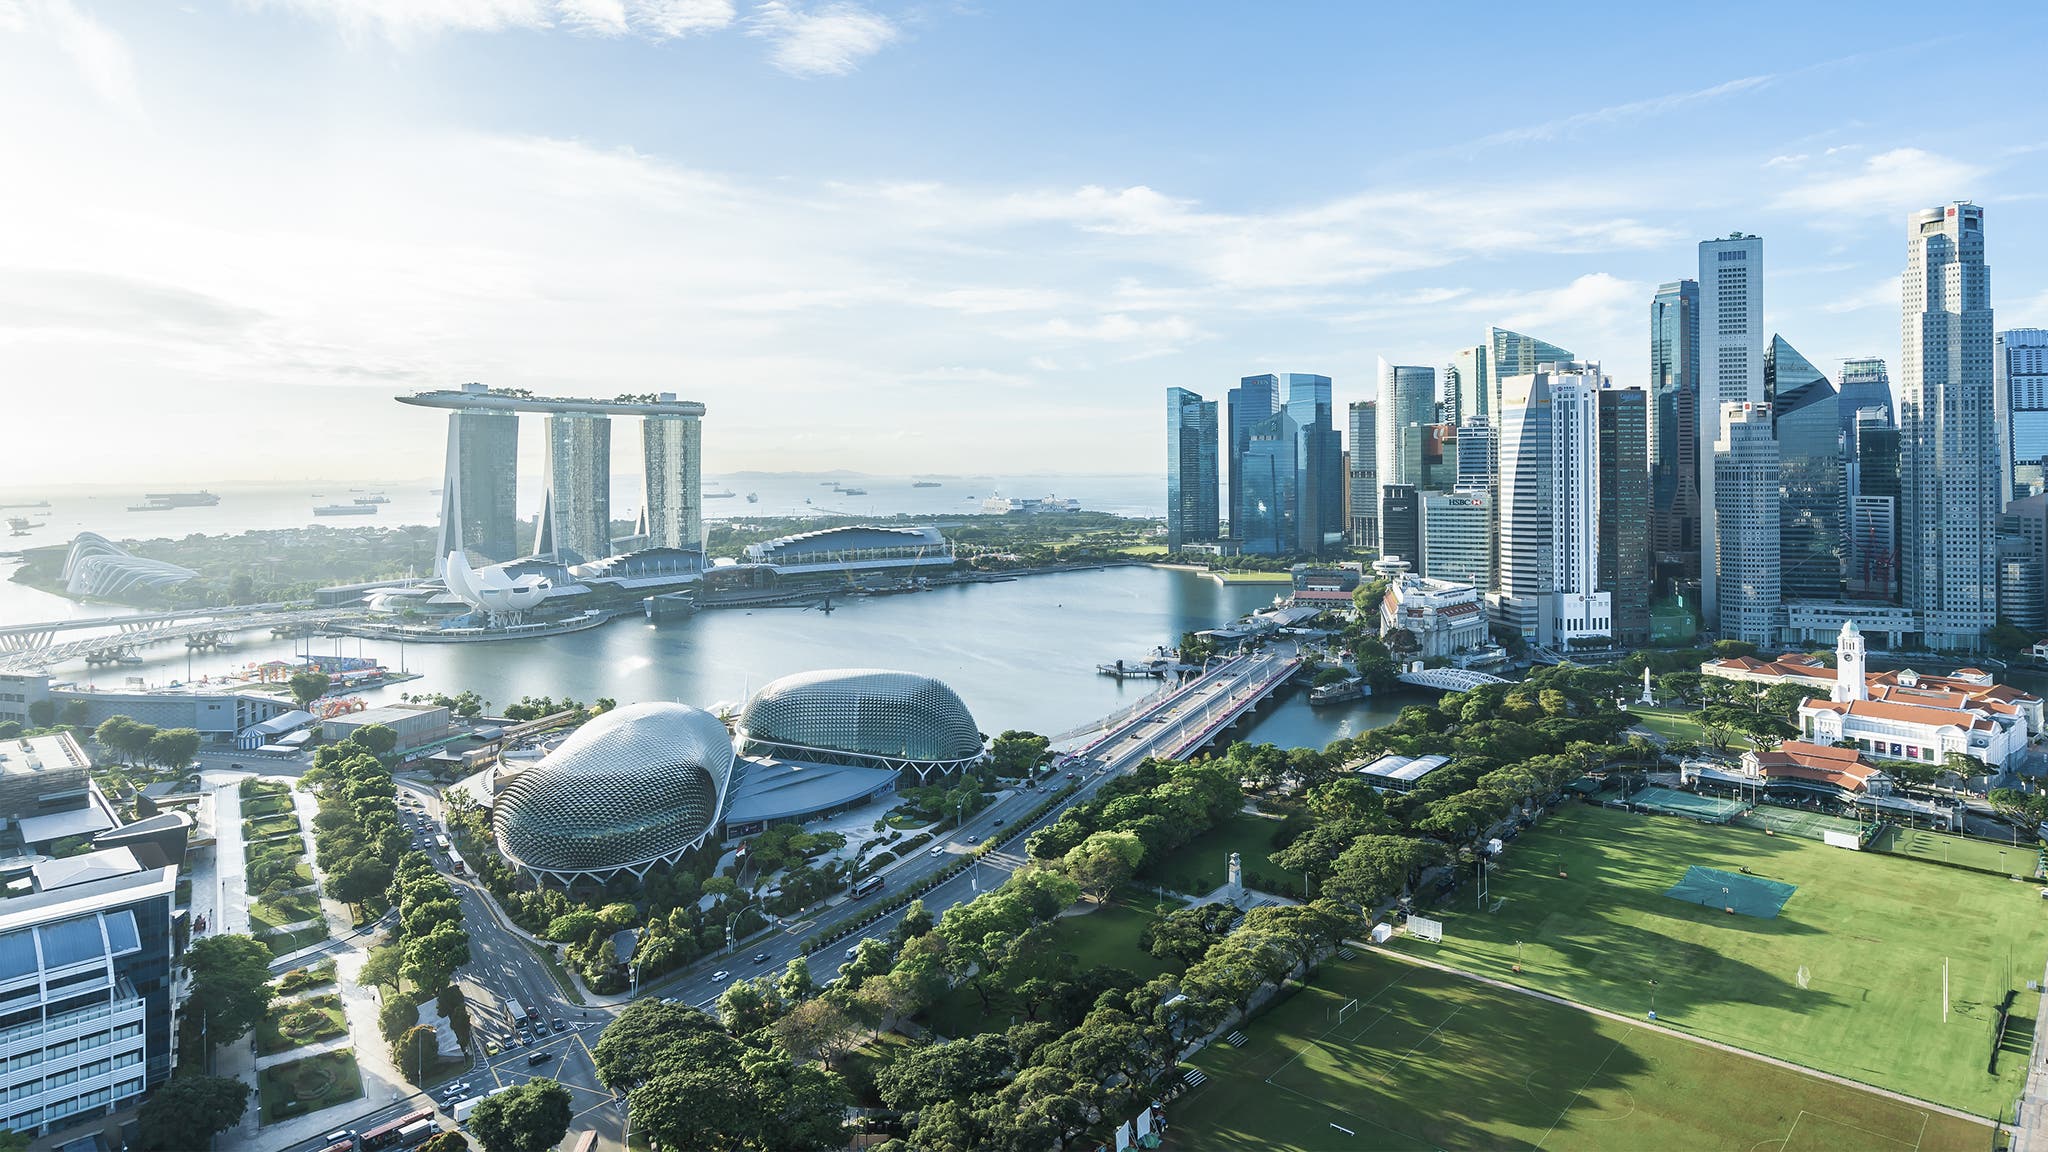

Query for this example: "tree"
[288,669,332,708]
[630,1068,760,1150]
[1140,902,1237,970]
[361,942,404,990]
[1061,830,1145,902]
[185,934,274,1047]
[417,1133,470,1152]
[25,700,54,729]
[1987,619,2039,656]
[402,922,472,994]
[57,699,88,728]
[331,854,396,918]
[1322,835,1440,908]
[991,730,1052,779]
[134,1074,250,1151]
[591,999,724,1089]
[350,722,399,758]
[876,1033,1015,1111]
[468,1078,572,1152]
[145,726,201,770]
[776,956,815,1003]
[396,1023,441,1082]
[771,996,861,1066]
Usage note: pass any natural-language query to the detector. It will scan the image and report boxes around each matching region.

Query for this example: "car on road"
[711,970,730,982]
[527,1050,552,1066]
[992,818,1004,827]
[928,844,945,856]
[485,1041,500,1056]
[966,834,979,844]
[551,1017,565,1032]
[751,951,771,965]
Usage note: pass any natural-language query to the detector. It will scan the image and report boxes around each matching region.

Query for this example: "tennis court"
[1734,806,1869,842]
[1619,785,1748,823]
[1873,825,2039,876]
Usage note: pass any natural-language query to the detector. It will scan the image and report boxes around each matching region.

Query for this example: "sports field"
[1874,825,2040,876]
[1407,804,2048,1116]
[1734,805,1869,843]
[1167,949,1997,1151]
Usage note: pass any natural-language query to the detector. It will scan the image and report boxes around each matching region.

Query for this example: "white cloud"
[247,0,734,42]
[1480,74,1773,146]
[8,0,139,110]
[748,1,897,77]
[1763,153,1809,169]
[1771,148,1988,222]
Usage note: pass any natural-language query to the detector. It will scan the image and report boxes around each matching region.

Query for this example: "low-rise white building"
[1796,622,2042,769]
[1377,559,1488,660]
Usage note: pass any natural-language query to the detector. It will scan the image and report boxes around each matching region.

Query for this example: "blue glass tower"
[1166,388,1220,551]
[1225,375,1279,542]
[1284,373,1342,555]
[1237,410,1299,557]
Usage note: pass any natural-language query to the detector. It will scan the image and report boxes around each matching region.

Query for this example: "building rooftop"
[0,851,173,935]
[0,734,89,780]
[1355,753,1451,784]
[724,756,900,826]
[397,384,706,418]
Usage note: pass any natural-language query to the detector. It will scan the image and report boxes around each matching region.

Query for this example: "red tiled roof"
[1751,740,1877,792]
[1440,601,1484,617]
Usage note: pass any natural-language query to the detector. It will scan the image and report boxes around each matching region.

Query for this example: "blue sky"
[4,0,2046,485]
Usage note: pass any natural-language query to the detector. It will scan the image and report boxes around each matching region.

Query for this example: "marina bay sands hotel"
[398,383,706,567]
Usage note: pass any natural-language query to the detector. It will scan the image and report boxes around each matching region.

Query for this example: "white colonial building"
[1377,559,1488,660]
[1796,622,2043,769]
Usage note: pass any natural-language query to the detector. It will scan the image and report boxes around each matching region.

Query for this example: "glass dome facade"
[739,669,984,779]
[494,702,735,882]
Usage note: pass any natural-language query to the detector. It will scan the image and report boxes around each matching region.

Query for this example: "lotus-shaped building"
[737,669,984,780]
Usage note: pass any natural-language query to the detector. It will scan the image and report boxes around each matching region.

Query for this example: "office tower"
[1421,489,1492,588]
[1380,484,1420,568]
[642,406,704,552]
[1485,328,1574,425]
[1285,373,1343,554]
[1771,358,1843,602]
[1346,401,1378,548]
[534,413,612,565]
[430,404,520,568]
[1165,388,1220,550]
[1225,374,1280,540]
[1649,280,1700,593]
[1374,359,1436,553]
[1597,385,1651,646]
[1847,407,1901,600]
[1715,402,1781,646]
[1837,357,1891,440]
[1441,363,1463,432]
[2001,493,2048,629]
[1423,424,1458,491]
[1237,410,1298,557]
[2000,330,2048,498]
[1697,233,1765,629]
[1452,345,1489,426]
[1492,363,1610,647]
[1900,202,1999,651]
[1454,418,1494,491]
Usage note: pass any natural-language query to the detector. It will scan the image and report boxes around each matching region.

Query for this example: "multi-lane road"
[281,645,1300,1150]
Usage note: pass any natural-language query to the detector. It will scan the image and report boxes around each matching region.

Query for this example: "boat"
[912,481,942,488]
[745,492,759,503]
[314,504,378,516]
[6,517,43,535]
[353,493,390,505]
[840,487,867,496]
[818,481,838,487]
[116,654,144,666]
[126,502,176,512]
[0,501,50,509]
[704,488,737,500]
[141,491,220,507]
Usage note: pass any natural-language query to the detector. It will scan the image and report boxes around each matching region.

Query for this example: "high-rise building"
[1900,202,1999,651]
[1346,401,1377,548]
[1769,337,1844,602]
[1225,375,1280,541]
[1492,362,1610,647]
[1237,410,1298,557]
[1285,373,1343,555]
[535,413,612,565]
[1485,327,1574,425]
[1454,418,1494,492]
[1715,401,1781,646]
[1837,357,1892,441]
[2000,493,2048,630]
[1999,330,2048,498]
[1698,233,1765,630]
[1166,388,1220,551]
[1649,280,1700,593]
[1374,360,1435,552]
[1422,489,1493,589]
[1847,406,1901,601]
[1441,363,1463,433]
[1597,385,1651,646]
[1452,344,1489,426]
[641,406,704,552]
[1379,484,1420,569]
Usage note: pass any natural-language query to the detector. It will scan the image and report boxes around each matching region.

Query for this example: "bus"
[434,834,450,853]
[448,849,466,876]
[850,874,884,899]
[359,1108,435,1151]
[506,999,528,1027]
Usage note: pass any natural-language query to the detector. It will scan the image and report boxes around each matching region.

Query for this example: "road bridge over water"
[0,604,363,671]
[1397,666,1512,692]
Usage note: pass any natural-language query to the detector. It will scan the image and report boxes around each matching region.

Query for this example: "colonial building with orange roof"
[1793,622,2042,769]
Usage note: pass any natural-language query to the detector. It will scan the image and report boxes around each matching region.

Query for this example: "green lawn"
[250,894,321,933]
[241,795,294,818]
[1403,803,2048,1116]
[1168,949,1998,1151]
[920,900,1168,1038]
[256,994,348,1055]
[1873,825,2041,876]
[258,1050,364,1124]
[262,924,331,954]
[1145,812,1288,897]
[1623,704,1706,743]
[242,815,302,839]
[840,1032,920,1107]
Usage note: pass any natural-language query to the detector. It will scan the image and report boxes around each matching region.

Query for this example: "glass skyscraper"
[1650,280,1700,593]
[1597,385,1651,646]
[1698,233,1765,630]
[1166,387,1220,551]
[535,413,612,565]
[1837,357,1892,441]
[1226,374,1279,542]
[641,412,704,551]
[1772,363,1844,602]
[1999,329,2048,498]
[1285,373,1342,555]
[1237,410,1298,557]
[1847,407,1901,601]
[1346,401,1377,548]
[439,409,521,564]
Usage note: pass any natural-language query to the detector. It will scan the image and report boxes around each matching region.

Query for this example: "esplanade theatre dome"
[738,669,984,780]
[494,702,735,883]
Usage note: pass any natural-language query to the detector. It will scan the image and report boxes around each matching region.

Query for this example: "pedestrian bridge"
[1397,667,1512,692]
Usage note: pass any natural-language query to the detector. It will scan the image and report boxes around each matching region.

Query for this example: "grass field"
[1146,812,1287,896]
[1622,704,1707,743]
[1874,825,2040,876]
[1167,950,1999,1151]
[1407,804,2048,1116]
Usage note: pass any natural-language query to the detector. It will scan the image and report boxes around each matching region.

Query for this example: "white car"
[711,970,730,982]
[928,844,945,856]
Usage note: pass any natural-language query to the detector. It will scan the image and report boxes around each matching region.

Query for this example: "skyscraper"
[1284,373,1343,555]
[2000,493,2048,630]
[1454,418,1494,492]
[1486,327,1574,424]
[1441,363,1462,433]
[1999,329,2048,498]
[1374,359,1435,552]
[1900,202,1999,651]
[641,408,704,551]
[1847,407,1901,601]
[434,407,521,566]
[1225,374,1279,542]
[1346,401,1377,548]
[1236,410,1299,557]
[535,413,612,565]
[1380,484,1420,569]
[1771,363,1843,602]
[1452,344,1489,426]
[1715,401,1780,646]
[1698,233,1765,629]
[1597,385,1651,646]
[1649,280,1700,594]
[1493,362,1610,647]
[1836,357,1892,440]
[1166,388,1220,551]
[1420,490,1493,589]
